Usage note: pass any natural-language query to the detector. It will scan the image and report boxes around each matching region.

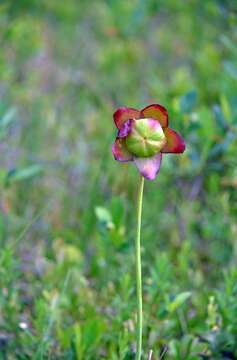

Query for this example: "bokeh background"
[1,1,237,358]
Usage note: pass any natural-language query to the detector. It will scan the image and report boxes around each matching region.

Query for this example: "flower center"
[125,118,166,157]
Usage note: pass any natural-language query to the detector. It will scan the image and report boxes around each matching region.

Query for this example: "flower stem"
[135,176,144,360]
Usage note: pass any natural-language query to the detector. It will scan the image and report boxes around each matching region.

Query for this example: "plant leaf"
[168,291,192,313]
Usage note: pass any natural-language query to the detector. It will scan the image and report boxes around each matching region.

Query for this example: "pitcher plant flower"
[112,103,186,360]
[112,104,185,180]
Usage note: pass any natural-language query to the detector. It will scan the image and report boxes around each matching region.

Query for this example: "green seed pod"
[126,118,166,157]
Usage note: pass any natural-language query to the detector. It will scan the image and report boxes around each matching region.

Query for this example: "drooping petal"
[134,153,162,180]
[117,119,134,138]
[113,107,141,129]
[162,128,185,153]
[141,104,168,128]
[112,138,133,162]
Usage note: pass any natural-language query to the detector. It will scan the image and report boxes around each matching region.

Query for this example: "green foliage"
[0,0,237,358]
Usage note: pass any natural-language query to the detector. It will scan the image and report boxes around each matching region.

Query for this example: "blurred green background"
[1,0,237,359]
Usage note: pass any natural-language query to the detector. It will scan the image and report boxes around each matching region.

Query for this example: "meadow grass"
[0,1,237,358]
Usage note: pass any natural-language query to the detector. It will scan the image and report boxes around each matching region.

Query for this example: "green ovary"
[126,118,166,157]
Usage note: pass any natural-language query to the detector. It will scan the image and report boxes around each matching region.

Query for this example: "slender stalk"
[135,176,144,360]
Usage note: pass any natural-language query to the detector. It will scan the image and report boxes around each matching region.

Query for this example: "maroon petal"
[112,138,133,162]
[117,119,134,138]
[113,107,141,129]
[162,128,185,153]
[141,104,168,128]
[134,153,162,180]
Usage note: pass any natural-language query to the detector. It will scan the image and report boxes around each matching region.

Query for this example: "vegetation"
[0,1,237,358]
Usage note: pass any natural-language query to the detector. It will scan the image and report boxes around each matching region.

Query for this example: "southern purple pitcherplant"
[112,104,185,180]
[112,103,186,359]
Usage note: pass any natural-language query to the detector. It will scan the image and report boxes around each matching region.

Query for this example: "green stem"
[135,176,144,360]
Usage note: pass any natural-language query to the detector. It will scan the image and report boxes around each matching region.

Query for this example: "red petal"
[113,107,141,129]
[112,138,133,162]
[141,104,168,128]
[162,128,185,153]
[134,153,162,180]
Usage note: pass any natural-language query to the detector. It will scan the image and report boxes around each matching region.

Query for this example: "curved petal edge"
[113,107,141,129]
[112,138,133,162]
[141,104,168,128]
[134,152,162,180]
[162,127,185,153]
